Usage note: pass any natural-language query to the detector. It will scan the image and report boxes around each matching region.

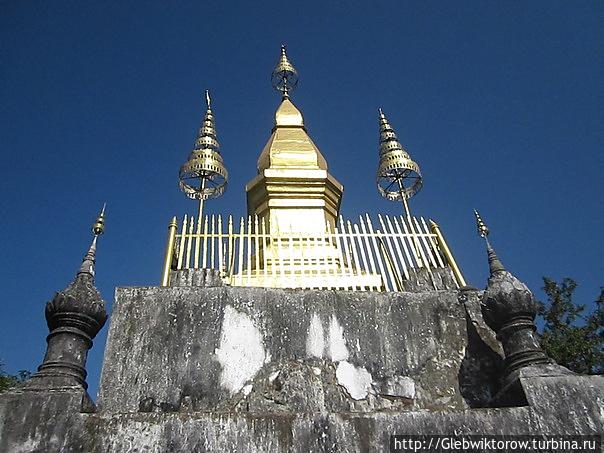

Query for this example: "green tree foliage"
[538,277,604,374]
[0,361,30,393]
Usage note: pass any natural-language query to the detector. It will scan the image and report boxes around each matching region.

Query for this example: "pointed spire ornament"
[79,203,106,277]
[271,45,299,97]
[474,209,489,238]
[474,210,505,275]
[376,109,423,217]
[476,210,551,388]
[179,90,228,222]
[28,204,108,391]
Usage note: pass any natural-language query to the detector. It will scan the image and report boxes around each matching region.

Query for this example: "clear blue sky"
[1,1,602,398]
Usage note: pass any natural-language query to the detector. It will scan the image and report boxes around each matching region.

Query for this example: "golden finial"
[376,109,423,217]
[179,89,228,222]
[92,203,106,236]
[474,209,489,238]
[473,210,505,274]
[79,204,107,277]
[271,44,299,97]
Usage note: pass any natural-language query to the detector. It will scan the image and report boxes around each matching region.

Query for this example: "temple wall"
[1,286,602,452]
[97,286,502,415]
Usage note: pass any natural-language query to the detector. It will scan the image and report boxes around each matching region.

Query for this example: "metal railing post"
[161,216,178,287]
[430,220,466,287]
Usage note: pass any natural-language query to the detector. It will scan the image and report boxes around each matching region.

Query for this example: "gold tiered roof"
[256,98,328,171]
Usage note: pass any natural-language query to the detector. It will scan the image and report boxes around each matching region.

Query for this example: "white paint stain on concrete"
[306,312,325,358]
[215,305,266,394]
[328,314,349,361]
[336,361,372,400]
[380,375,416,399]
[268,370,280,383]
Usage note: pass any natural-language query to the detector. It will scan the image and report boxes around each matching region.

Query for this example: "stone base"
[97,286,501,414]
[2,286,602,452]
[2,373,603,452]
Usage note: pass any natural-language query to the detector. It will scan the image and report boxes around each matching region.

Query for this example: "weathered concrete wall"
[97,286,502,415]
[2,372,602,452]
[0,386,87,453]
[2,285,603,452]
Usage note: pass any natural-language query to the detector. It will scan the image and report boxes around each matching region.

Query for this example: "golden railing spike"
[288,229,295,279]
[358,215,377,290]
[384,214,409,280]
[177,215,187,270]
[194,211,202,269]
[227,215,234,276]
[352,223,367,290]
[237,217,244,278]
[218,215,224,276]
[261,217,268,282]
[343,221,358,289]
[254,215,260,273]
[378,214,402,291]
[413,216,434,268]
[161,216,178,287]
[430,220,466,288]
[185,216,194,269]
[325,221,336,287]
[210,214,216,269]
[421,216,445,268]
[366,214,388,291]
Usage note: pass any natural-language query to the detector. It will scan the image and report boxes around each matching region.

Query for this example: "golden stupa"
[161,45,465,291]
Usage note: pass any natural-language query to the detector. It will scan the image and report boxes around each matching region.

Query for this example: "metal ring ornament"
[179,150,228,200]
[376,154,423,201]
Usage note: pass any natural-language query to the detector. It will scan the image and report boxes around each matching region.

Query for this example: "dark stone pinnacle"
[481,242,551,387]
[27,264,107,390]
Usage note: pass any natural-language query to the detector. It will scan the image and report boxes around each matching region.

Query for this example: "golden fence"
[161,214,465,291]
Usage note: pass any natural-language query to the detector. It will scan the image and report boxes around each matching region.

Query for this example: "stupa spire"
[376,109,423,217]
[78,203,106,277]
[27,204,108,392]
[474,209,505,275]
[271,44,299,98]
[477,210,552,384]
[179,90,228,222]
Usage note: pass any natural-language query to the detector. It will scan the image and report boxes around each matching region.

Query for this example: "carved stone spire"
[27,205,108,392]
[475,211,550,385]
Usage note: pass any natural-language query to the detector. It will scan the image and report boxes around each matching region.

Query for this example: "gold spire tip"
[271,44,298,96]
[474,209,489,238]
[92,203,106,236]
[205,90,211,109]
